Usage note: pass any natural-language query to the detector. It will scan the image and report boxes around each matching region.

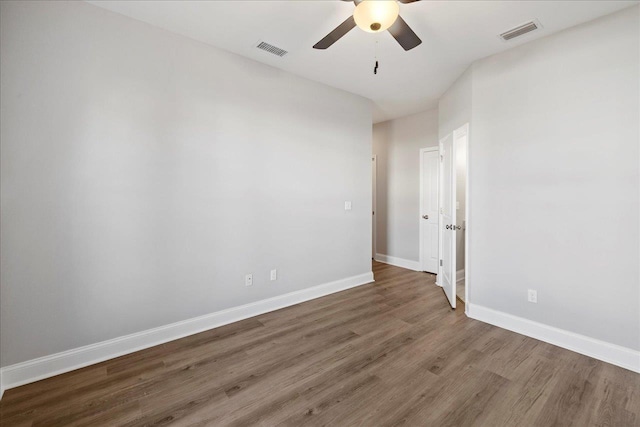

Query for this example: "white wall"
[438,67,472,140]
[373,109,439,264]
[447,6,639,352]
[0,1,372,367]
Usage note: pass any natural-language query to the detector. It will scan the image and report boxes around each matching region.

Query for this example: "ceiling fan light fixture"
[353,0,400,33]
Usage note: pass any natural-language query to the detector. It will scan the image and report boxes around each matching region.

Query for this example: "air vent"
[256,41,288,57]
[499,20,541,41]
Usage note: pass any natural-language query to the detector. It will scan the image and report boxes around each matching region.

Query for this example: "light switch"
[344,201,352,211]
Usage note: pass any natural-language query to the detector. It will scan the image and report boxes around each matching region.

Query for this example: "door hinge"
[440,259,443,266]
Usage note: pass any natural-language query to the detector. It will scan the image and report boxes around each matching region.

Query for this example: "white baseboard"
[0,371,3,400]
[375,253,421,271]
[456,269,465,282]
[0,272,374,395]
[467,303,640,373]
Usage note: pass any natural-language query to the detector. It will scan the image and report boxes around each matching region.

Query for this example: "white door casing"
[454,124,470,307]
[419,148,439,273]
[439,133,457,308]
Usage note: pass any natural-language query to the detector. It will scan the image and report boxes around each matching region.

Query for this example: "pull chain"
[374,39,379,75]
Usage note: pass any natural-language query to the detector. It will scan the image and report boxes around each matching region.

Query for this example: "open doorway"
[372,155,377,259]
[437,123,469,309]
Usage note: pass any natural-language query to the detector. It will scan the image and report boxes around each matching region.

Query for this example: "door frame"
[372,155,377,259]
[453,123,471,311]
[419,147,439,274]
[436,136,448,289]
[436,124,470,309]
[437,133,456,307]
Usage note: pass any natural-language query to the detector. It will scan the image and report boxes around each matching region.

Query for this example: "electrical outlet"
[270,269,277,281]
[527,289,537,303]
[245,274,253,287]
[344,201,352,211]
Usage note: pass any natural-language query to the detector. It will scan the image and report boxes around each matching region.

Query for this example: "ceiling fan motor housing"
[354,0,399,33]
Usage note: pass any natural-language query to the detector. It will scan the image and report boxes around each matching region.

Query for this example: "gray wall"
[0,1,373,366]
[444,6,639,350]
[372,109,439,263]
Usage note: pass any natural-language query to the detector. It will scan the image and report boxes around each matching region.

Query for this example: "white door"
[372,155,377,258]
[439,134,457,308]
[420,149,439,273]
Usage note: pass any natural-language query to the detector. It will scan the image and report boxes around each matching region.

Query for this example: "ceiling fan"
[313,0,422,51]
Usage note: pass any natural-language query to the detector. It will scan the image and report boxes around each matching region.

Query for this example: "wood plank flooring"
[1,261,639,426]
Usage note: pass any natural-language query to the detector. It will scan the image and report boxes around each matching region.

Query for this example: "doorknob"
[422,215,429,220]
[445,225,450,230]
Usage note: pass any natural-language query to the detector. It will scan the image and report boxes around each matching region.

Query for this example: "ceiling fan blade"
[313,15,357,49]
[388,15,422,51]
[398,0,421,3]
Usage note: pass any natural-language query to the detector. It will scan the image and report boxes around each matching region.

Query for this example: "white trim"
[0,371,3,400]
[437,138,446,297]
[375,254,421,272]
[438,133,456,309]
[467,303,640,373]
[452,123,470,309]
[0,272,374,394]
[418,146,439,273]
[457,123,471,312]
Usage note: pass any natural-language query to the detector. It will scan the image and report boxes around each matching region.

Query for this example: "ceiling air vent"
[499,20,541,41]
[256,41,288,57]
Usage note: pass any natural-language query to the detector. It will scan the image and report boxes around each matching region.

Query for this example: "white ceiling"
[88,0,637,123]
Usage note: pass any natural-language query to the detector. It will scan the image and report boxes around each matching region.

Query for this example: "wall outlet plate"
[270,269,277,281]
[527,289,537,303]
[245,274,253,286]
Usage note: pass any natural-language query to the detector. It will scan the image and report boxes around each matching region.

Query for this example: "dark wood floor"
[1,261,639,426]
